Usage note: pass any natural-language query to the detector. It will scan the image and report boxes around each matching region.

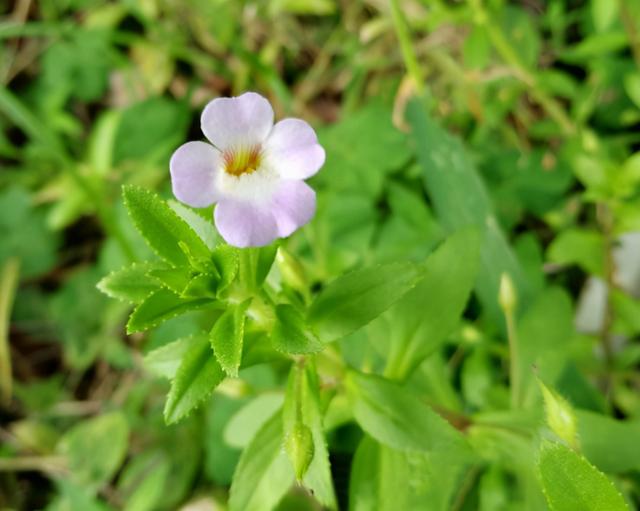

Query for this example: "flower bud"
[498,272,517,313]
[285,422,315,482]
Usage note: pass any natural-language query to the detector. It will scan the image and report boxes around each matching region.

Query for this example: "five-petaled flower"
[170,92,325,248]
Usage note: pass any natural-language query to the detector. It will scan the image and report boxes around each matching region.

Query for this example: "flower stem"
[0,258,19,405]
[389,0,425,96]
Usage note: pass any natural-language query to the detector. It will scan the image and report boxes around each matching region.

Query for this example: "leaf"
[147,266,193,295]
[57,412,129,490]
[210,300,250,377]
[122,185,210,267]
[143,336,193,379]
[547,228,604,276]
[238,245,278,291]
[296,364,337,508]
[345,370,470,454]
[119,452,170,511]
[164,333,225,424]
[576,410,640,473]
[406,99,531,325]
[169,200,218,250]
[97,262,161,303]
[224,393,285,448]
[127,288,214,334]
[383,227,480,378]
[308,261,422,343]
[517,287,574,407]
[212,244,240,294]
[114,97,189,164]
[228,412,294,511]
[271,304,322,354]
[538,442,629,511]
[349,436,470,511]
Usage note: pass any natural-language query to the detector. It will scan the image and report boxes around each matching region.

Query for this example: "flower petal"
[201,92,274,151]
[170,141,221,207]
[214,200,279,248]
[264,118,325,179]
[271,180,316,237]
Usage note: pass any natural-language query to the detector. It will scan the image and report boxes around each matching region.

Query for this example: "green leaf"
[271,304,322,354]
[164,333,225,424]
[538,442,629,511]
[97,262,161,303]
[349,436,470,511]
[212,244,240,294]
[308,262,422,343]
[406,99,531,325]
[228,412,294,511]
[547,228,604,276]
[517,287,574,407]
[576,410,640,473]
[127,288,214,334]
[238,245,278,291]
[57,412,129,491]
[143,336,193,379]
[224,393,285,448]
[122,185,210,267]
[383,227,480,378]
[147,266,193,295]
[169,200,218,250]
[119,452,170,511]
[294,364,337,508]
[114,97,189,164]
[345,370,470,454]
[210,300,250,377]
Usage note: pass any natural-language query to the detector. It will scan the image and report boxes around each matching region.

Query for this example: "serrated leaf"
[97,262,161,303]
[127,289,214,334]
[224,393,285,449]
[164,334,225,424]
[212,244,239,294]
[210,300,250,377]
[182,274,218,298]
[271,304,322,354]
[147,266,193,295]
[143,336,193,379]
[308,262,422,343]
[122,185,210,267]
[346,371,470,454]
[538,442,629,511]
[229,412,294,511]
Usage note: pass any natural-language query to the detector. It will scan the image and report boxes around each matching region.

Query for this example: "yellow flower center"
[223,145,263,176]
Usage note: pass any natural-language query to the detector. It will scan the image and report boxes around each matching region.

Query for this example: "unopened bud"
[285,422,314,482]
[498,272,517,313]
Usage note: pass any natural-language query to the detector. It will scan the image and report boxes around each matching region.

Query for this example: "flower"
[170,92,325,248]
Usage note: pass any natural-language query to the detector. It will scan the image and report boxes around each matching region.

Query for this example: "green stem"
[505,307,521,409]
[0,258,20,404]
[470,0,576,137]
[389,0,425,96]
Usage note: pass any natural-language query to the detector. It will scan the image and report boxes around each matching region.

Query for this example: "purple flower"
[170,92,325,248]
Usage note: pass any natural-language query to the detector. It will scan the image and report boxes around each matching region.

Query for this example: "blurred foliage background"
[2,0,640,509]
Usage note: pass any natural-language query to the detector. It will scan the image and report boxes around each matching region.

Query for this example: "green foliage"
[537,442,629,511]
[308,261,423,342]
[163,333,225,424]
[5,1,640,509]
